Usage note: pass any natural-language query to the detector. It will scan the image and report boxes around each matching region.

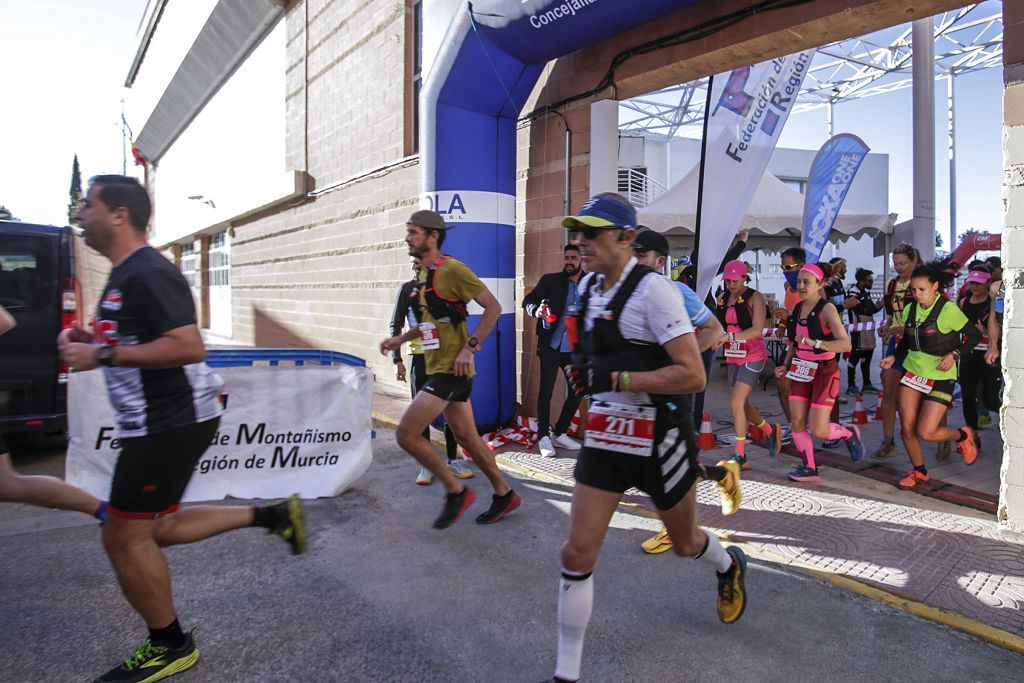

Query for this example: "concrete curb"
[370,414,1024,654]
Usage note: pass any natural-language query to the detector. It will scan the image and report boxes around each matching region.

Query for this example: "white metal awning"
[132,0,285,164]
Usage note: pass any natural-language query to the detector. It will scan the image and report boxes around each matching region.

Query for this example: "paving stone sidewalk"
[373,379,1024,639]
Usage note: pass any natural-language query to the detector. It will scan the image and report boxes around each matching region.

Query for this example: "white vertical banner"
[695,50,816,300]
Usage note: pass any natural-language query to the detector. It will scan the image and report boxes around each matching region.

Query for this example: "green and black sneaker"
[268,493,307,555]
[94,631,199,683]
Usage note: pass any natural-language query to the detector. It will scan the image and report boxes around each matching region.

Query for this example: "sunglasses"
[781,263,803,271]
[568,225,622,240]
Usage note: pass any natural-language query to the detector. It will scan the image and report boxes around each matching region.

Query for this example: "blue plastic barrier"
[206,348,366,368]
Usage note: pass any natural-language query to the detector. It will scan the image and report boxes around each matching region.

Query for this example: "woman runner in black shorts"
[880,262,983,489]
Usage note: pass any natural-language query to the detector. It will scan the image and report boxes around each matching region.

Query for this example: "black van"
[0,222,82,434]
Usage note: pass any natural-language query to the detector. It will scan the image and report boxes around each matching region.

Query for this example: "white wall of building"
[125,18,290,247]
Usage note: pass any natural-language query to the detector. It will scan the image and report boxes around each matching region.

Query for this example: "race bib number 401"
[584,402,656,457]
[901,371,935,394]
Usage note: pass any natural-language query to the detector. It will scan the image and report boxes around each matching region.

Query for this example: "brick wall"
[999,3,1024,532]
[226,0,417,383]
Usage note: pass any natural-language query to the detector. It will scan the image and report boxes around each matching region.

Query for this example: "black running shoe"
[267,494,307,555]
[475,489,521,525]
[94,631,199,682]
[433,487,475,529]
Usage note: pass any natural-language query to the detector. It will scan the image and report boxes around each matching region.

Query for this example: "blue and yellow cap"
[562,194,637,229]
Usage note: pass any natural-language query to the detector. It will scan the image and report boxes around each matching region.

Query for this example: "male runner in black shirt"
[61,176,306,683]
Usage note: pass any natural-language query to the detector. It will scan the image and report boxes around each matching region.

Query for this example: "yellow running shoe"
[715,460,742,516]
[641,527,673,554]
[716,546,748,624]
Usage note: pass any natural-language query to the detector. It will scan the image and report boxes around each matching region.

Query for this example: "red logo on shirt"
[95,319,120,346]
[101,289,123,311]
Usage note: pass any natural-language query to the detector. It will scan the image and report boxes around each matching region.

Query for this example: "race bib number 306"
[785,357,818,383]
[584,402,656,457]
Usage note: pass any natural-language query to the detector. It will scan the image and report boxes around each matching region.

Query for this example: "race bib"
[420,322,440,351]
[724,340,747,359]
[975,336,989,353]
[901,372,935,394]
[583,402,656,457]
[785,357,818,383]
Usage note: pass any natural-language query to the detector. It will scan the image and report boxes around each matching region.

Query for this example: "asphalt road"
[1,431,1020,682]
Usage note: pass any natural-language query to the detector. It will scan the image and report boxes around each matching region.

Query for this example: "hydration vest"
[884,277,914,316]
[574,265,697,446]
[419,255,468,324]
[958,294,991,329]
[904,298,960,356]
[715,287,756,331]
[786,298,836,346]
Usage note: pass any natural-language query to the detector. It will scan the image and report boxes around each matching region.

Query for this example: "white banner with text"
[66,365,373,501]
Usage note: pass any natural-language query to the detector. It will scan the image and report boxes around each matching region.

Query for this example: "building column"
[589,99,619,196]
[1000,5,1024,533]
[911,18,936,261]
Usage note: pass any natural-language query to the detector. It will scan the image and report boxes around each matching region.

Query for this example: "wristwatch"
[95,345,117,367]
[466,336,480,350]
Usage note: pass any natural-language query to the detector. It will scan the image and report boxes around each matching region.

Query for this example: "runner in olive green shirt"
[380,210,520,529]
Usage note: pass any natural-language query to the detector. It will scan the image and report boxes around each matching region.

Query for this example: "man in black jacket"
[523,244,584,457]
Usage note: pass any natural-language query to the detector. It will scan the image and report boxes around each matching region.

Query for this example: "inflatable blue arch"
[420,1,704,430]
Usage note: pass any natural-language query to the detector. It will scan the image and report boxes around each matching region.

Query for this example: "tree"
[68,154,82,226]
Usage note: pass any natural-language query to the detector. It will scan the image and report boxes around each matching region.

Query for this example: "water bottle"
[540,299,554,329]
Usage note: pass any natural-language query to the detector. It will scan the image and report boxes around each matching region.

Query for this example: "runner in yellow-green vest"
[880,261,983,490]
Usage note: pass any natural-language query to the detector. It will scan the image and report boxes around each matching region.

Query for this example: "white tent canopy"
[637,163,895,246]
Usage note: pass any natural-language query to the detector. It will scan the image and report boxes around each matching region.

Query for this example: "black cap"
[633,229,670,257]
[407,209,453,231]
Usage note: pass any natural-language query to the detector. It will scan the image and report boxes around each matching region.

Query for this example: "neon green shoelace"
[124,640,165,670]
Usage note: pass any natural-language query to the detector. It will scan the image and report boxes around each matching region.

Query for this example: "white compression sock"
[555,568,593,682]
[694,529,733,574]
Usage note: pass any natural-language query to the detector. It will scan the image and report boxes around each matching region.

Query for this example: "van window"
[0,236,52,312]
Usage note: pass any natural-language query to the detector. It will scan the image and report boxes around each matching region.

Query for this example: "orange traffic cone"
[874,392,884,421]
[698,413,718,450]
[852,395,869,424]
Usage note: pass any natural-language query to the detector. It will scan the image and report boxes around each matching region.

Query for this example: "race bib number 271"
[584,402,656,457]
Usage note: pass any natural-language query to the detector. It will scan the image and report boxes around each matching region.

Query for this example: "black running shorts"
[108,418,220,519]
[574,423,698,511]
[420,373,473,403]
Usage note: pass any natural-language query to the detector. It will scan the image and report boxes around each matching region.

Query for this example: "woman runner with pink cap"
[715,260,781,470]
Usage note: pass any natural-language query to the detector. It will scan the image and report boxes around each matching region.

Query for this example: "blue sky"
[777,65,1004,246]
[0,0,146,226]
[0,0,1005,245]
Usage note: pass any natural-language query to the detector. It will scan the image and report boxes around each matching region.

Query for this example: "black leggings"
[959,352,1002,430]
[847,348,873,386]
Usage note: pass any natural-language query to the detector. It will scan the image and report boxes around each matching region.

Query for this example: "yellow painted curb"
[372,420,1024,654]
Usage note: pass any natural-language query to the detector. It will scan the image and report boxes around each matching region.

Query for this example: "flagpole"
[121,99,127,175]
[692,74,714,292]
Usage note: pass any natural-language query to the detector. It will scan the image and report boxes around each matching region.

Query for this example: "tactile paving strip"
[496,445,1024,636]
